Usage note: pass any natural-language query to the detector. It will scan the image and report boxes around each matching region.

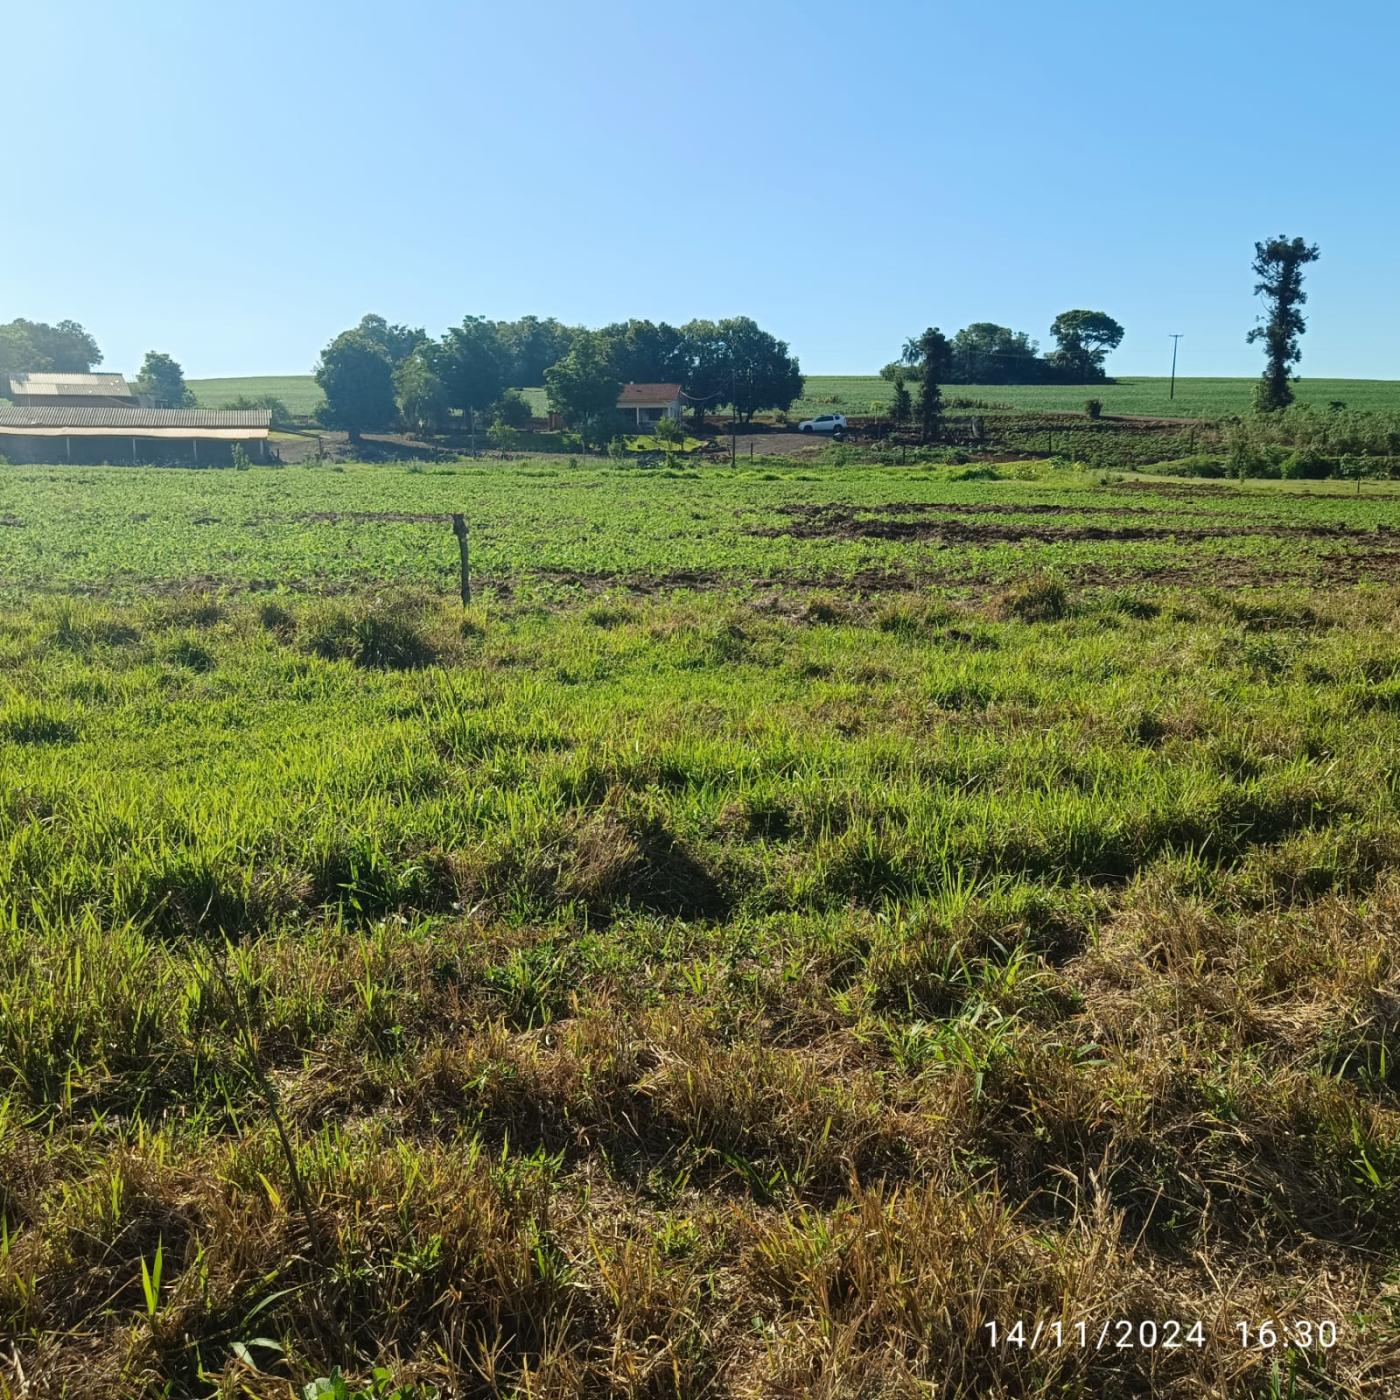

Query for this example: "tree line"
[0,236,1330,440]
[879,310,1126,387]
[314,314,805,444]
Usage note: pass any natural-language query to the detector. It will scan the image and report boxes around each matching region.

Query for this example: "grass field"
[189,375,327,416]
[193,374,1400,426]
[3,456,1400,1397]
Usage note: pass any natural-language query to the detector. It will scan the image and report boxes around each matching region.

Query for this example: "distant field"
[191,373,1400,424]
[793,374,1400,420]
[189,374,324,415]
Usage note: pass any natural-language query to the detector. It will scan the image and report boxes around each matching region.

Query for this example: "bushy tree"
[221,393,291,425]
[544,332,622,448]
[431,316,508,434]
[598,320,689,386]
[315,329,396,440]
[950,323,1041,383]
[1247,235,1321,413]
[0,318,103,379]
[1048,310,1124,382]
[134,351,195,408]
[393,349,449,434]
[677,317,803,426]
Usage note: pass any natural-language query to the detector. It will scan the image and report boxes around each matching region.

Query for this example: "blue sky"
[4,0,1396,380]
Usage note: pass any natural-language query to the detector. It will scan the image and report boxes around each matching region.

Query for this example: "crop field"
[187,374,1400,427]
[794,375,1400,421]
[3,457,1400,1397]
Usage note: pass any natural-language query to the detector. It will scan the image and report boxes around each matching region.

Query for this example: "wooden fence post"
[451,514,470,606]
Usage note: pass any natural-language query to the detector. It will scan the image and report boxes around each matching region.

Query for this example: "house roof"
[617,382,683,406]
[0,407,271,430]
[9,372,133,398]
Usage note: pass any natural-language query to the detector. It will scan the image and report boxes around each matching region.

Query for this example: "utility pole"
[1168,334,1182,401]
[730,367,736,466]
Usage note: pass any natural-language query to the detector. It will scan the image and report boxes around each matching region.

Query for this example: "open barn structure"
[0,407,273,465]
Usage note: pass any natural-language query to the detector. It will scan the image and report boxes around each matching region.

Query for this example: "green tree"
[891,374,912,427]
[598,320,689,386]
[0,318,103,379]
[911,327,953,442]
[949,323,1041,383]
[494,316,580,386]
[544,333,621,448]
[1048,310,1124,382]
[355,314,427,369]
[393,349,449,434]
[315,329,396,441]
[134,351,195,408]
[677,317,803,426]
[1247,235,1321,413]
[431,316,508,436]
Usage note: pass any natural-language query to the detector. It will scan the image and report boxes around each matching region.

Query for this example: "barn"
[0,406,274,465]
[8,371,137,409]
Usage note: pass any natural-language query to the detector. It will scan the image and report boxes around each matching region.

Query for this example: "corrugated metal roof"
[0,407,271,429]
[9,372,133,397]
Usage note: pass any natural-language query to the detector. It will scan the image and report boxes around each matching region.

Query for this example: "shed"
[8,372,136,409]
[617,383,683,427]
[0,407,273,465]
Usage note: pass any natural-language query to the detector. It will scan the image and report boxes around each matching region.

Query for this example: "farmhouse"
[617,382,683,427]
[8,371,136,408]
[0,406,273,465]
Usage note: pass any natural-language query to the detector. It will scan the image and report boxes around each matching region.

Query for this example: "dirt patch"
[1106,480,1239,498]
[752,502,1384,546]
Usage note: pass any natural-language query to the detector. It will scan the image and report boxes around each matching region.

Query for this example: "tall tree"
[721,317,804,424]
[544,332,621,448]
[911,327,953,442]
[432,316,508,434]
[1048,310,1124,382]
[393,348,449,434]
[134,351,195,408]
[355,314,427,369]
[1247,235,1321,412]
[315,329,396,441]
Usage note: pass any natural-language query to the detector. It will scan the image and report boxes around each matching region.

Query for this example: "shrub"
[491,390,533,430]
[1084,398,1103,420]
[1280,448,1333,479]
[305,607,437,670]
[993,571,1069,623]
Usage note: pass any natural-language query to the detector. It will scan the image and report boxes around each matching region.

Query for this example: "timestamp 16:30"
[983,1319,1339,1350]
